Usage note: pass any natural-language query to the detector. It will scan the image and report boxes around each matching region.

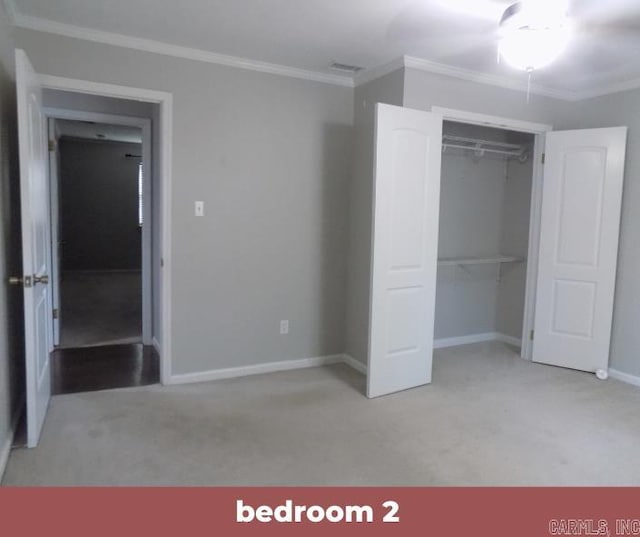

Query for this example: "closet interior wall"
[435,121,534,345]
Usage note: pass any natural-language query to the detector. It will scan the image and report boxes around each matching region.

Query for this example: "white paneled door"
[367,104,443,398]
[533,127,627,375]
[16,49,52,447]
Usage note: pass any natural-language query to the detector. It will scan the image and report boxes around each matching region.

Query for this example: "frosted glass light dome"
[498,1,572,71]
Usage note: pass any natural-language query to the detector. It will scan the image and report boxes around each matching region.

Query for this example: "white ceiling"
[56,119,142,144]
[9,0,640,98]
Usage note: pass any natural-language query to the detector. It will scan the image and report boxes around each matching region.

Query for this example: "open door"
[15,49,52,447]
[533,127,627,375]
[367,104,442,398]
[48,118,61,347]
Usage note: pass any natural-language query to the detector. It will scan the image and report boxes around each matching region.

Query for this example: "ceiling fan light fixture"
[498,1,573,72]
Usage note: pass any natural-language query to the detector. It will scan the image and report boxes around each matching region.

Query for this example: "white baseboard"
[0,400,24,484]
[169,354,344,385]
[152,337,161,354]
[495,333,523,347]
[434,332,522,349]
[609,369,640,388]
[167,334,528,387]
[434,332,498,349]
[342,353,367,374]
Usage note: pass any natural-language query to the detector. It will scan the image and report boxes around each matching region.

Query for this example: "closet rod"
[442,135,523,151]
[442,143,524,158]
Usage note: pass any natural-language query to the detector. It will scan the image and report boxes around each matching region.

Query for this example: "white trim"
[168,354,344,385]
[576,78,640,101]
[39,74,170,103]
[38,71,174,385]
[432,106,553,134]
[43,110,153,347]
[404,56,579,102]
[521,133,546,361]
[434,332,522,349]
[342,353,367,374]
[14,13,353,88]
[10,6,640,100]
[609,369,640,388]
[434,332,500,349]
[495,333,522,347]
[354,58,405,87]
[0,400,24,483]
[432,106,548,363]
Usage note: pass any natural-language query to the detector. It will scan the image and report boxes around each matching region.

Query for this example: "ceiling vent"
[329,62,364,74]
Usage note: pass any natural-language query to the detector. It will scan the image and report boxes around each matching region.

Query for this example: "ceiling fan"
[389,0,640,73]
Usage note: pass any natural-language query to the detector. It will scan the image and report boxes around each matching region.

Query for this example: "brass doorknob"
[8,276,23,286]
[34,274,49,285]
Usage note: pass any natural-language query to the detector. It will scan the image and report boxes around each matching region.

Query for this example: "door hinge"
[52,308,59,320]
[48,139,56,152]
[541,153,545,164]
[160,258,164,268]
[530,329,535,341]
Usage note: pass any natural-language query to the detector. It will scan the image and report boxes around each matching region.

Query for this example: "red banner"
[1,488,640,536]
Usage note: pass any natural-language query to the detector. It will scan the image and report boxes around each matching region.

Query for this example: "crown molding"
[354,57,405,87]
[403,56,581,101]
[12,12,355,88]
[575,77,640,101]
[9,4,640,101]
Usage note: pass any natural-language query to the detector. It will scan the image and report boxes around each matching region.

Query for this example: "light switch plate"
[195,201,204,217]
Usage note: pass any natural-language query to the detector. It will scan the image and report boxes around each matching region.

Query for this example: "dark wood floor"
[51,344,160,395]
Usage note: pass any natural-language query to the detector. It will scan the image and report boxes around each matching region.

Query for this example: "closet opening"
[434,120,537,358]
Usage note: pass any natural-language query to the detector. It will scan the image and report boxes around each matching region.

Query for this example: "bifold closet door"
[533,127,627,375]
[367,104,443,398]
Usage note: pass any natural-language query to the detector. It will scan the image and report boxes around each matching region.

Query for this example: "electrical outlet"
[280,320,289,335]
[195,201,204,217]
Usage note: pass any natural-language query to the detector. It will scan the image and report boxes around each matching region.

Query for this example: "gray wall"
[16,28,354,375]
[59,138,143,271]
[435,122,534,342]
[496,150,533,340]
[403,68,576,127]
[559,89,640,377]
[345,69,404,365]
[436,123,510,340]
[0,2,24,476]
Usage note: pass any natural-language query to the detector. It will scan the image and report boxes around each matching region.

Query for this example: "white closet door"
[367,104,442,398]
[533,127,627,374]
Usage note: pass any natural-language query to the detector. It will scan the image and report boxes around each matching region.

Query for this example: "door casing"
[431,106,552,361]
[38,72,174,385]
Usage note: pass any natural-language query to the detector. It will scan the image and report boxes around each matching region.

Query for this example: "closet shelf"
[438,255,525,267]
[442,134,528,161]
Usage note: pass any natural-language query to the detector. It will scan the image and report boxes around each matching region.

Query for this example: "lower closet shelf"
[437,255,525,267]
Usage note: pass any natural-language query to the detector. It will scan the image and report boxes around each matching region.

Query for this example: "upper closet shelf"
[438,255,525,267]
[442,135,528,161]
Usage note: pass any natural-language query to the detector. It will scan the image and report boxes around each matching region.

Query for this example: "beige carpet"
[3,342,640,486]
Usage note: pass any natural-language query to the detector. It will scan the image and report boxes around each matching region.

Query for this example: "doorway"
[51,119,148,348]
[434,120,536,354]
[46,113,158,394]
[16,48,173,446]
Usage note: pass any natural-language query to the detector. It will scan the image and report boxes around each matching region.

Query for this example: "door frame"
[431,107,552,360]
[39,73,173,384]
[45,110,153,347]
